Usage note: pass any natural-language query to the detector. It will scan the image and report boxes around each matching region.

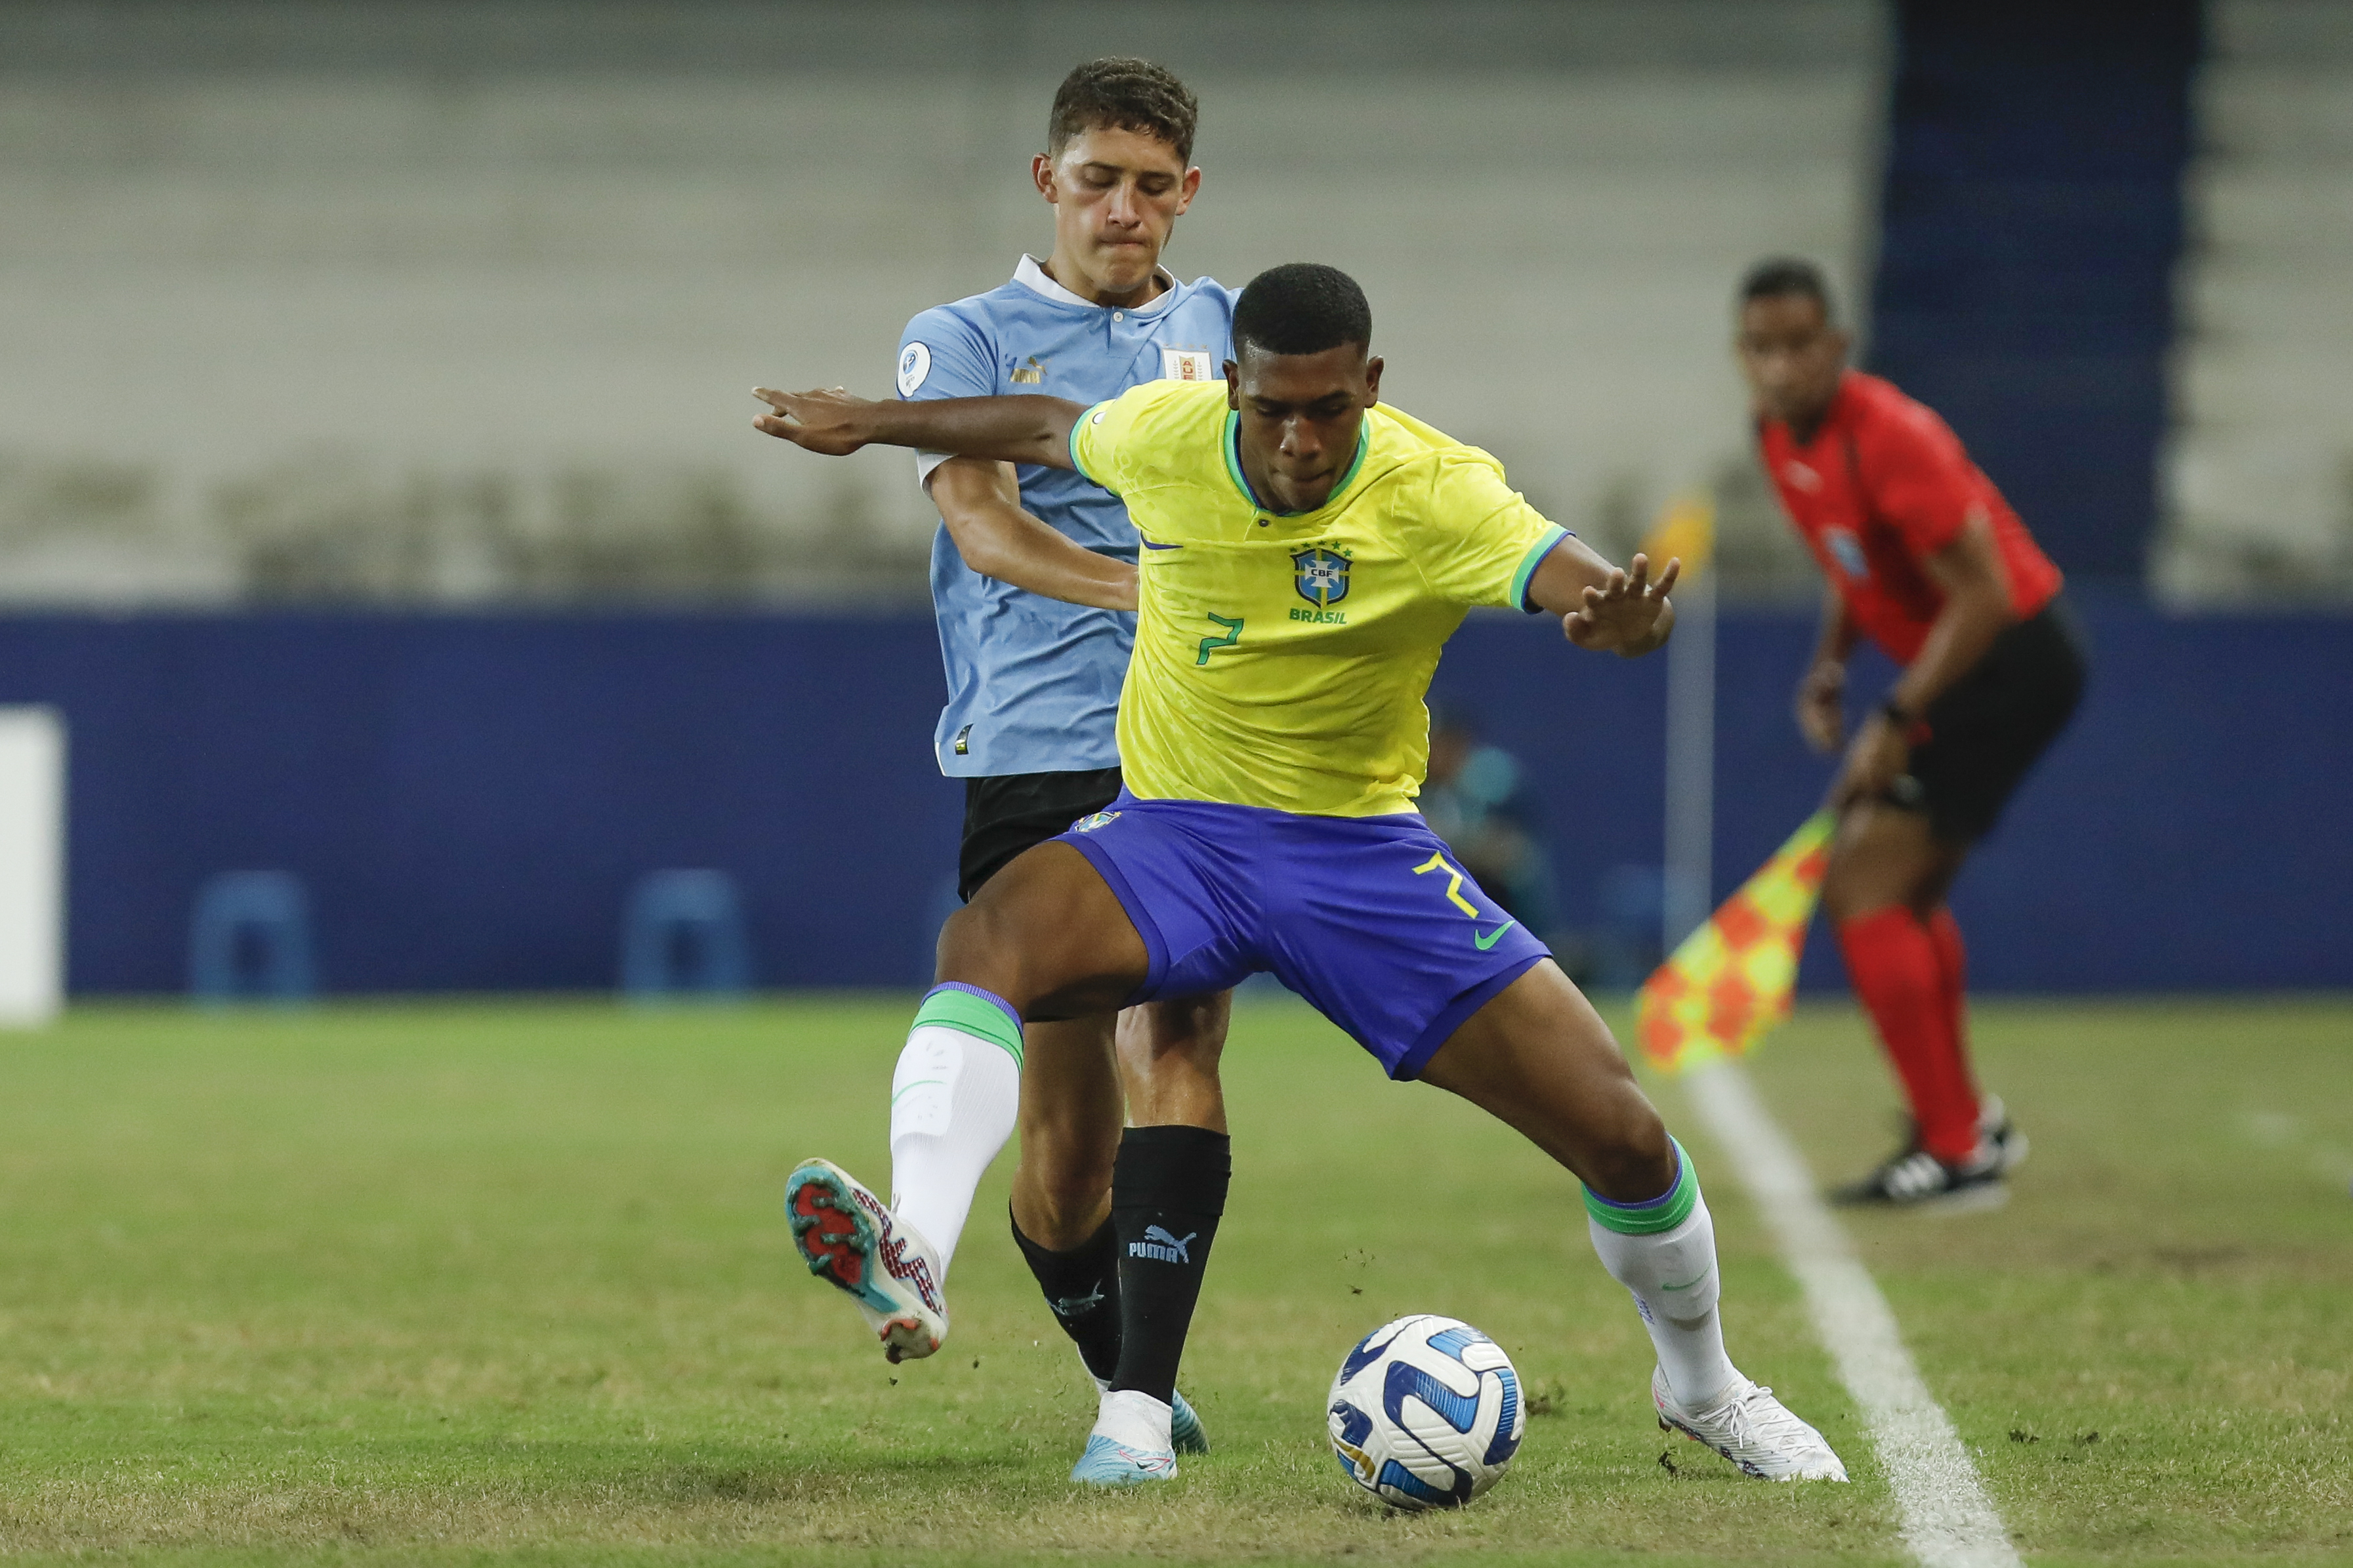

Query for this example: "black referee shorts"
[957,766,1124,902]
[1894,597,2088,844]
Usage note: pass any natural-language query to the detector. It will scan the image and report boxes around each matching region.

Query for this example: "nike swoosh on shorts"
[1474,920,1518,950]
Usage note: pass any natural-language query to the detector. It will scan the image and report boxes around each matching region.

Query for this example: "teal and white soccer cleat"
[1169,1388,1209,1455]
[1070,1388,1179,1486]
[784,1157,947,1363]
[1070,1433,1178,1486]
[1652,1367,1849,1482]
[1081,1352,1209,1455]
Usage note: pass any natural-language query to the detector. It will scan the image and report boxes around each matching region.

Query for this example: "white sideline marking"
[1684,1060,2022,1568]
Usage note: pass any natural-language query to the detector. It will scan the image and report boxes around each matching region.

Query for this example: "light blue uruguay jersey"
[898,255,1238,777]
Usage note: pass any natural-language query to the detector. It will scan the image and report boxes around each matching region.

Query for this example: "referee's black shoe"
[1831,1145,2007,1210]
[1832,1096,2023,1210]
[1976,1094,2030,1174]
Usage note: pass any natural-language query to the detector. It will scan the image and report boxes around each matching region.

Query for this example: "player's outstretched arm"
[928,457,1139,612]
[1528,536,1679,658]
[753,386,1083,469]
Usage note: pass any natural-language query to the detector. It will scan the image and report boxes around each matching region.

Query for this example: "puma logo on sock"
[1127,1226,1196,1264]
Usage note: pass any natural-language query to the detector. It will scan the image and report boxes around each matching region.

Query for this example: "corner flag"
[1636,812,1835,1075]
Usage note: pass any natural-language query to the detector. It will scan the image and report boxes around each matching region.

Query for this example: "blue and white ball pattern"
[1327,1313,1524,1509]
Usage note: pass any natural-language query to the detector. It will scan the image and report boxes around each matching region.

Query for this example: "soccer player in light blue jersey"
[781,60,1235,1452]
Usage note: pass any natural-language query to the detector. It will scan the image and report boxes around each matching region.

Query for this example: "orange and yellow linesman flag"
[1636,812,1835,1075]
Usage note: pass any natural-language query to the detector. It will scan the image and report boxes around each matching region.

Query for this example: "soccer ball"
[1326,1313,1524,1510]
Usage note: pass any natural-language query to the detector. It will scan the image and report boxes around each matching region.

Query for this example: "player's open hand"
[1564,553,1679,657]
[753,386,875,455]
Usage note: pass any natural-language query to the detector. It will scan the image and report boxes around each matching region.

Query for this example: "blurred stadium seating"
[2159,0,2353,600]
[0,0,1876,602]
[1869,0,2199,579]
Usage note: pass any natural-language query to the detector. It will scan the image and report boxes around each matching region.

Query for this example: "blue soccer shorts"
[1055,792,1552,1079]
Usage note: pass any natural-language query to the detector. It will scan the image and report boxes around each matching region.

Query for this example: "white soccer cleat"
[1070,1388,1179,1487]
[784,1157,947,1363]
[1652,1367,1850,1482]
[1078,1351,1209,1455]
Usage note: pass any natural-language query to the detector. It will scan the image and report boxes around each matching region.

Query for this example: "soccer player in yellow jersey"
[755,264,1846,1490]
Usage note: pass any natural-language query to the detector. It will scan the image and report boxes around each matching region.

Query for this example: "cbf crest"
[1293,547,1352,608]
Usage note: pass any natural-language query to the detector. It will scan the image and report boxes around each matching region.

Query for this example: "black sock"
[1107,1124,1229,1408]
[1009,1208,1124,1384]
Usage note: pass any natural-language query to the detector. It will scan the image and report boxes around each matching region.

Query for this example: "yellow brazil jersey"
[1070,377,1568,817]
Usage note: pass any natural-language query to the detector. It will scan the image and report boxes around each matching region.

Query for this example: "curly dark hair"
[1233,263,1372,358]
[1048,57,1199,163]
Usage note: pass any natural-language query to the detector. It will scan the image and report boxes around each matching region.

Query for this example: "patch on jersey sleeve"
[897,342,932,397]
[1161,348,1217,382]
[1823,527,1869,579]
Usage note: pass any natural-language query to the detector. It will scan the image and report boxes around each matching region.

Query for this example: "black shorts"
[1894,597,2087,843]
[958,766,1124,901]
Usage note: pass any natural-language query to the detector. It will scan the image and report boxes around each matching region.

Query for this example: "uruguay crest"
[1293,547,1352,608]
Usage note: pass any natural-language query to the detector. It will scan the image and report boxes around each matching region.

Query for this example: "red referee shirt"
[1757,370,2061,666]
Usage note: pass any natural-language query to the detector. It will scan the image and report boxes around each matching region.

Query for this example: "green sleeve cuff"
[1069,402,1110,483]
[1510,524,1572,613]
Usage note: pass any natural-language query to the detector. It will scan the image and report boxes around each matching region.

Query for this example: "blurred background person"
[1418,704,1563,943]
[1736,256,2085,1210]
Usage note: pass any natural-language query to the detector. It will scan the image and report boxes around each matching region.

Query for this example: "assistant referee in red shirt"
[1736,257,2087,1208]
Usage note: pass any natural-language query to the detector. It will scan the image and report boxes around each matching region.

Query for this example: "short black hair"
[1232,263,1373,358]
[1048,58,1198,163]
[1739,257,1837,320]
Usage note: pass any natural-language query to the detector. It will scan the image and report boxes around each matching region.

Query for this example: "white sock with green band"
[1583,1136,1737,1409]
[888,983,1024,1275]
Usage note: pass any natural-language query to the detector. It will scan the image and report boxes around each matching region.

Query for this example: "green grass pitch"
[0,993,2344,1565]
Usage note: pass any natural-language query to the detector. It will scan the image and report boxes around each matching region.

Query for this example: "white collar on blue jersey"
[1012,254,1183,317]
